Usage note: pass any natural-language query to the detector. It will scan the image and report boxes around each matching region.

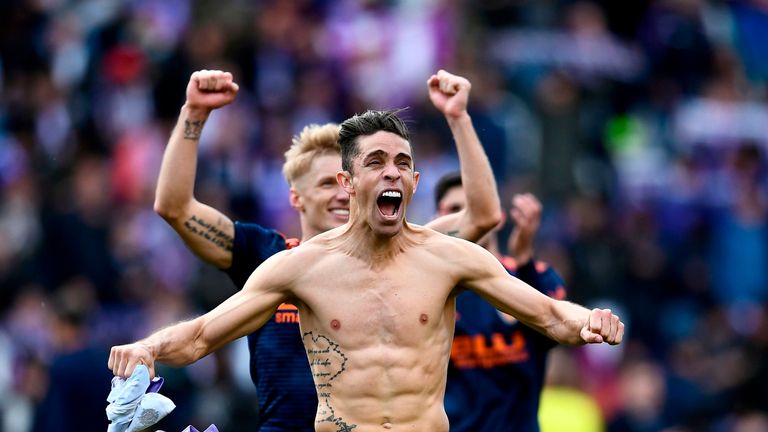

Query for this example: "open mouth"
[376,190,403,218]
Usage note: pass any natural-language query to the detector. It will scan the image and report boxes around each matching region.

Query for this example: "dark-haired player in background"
[435,172,567,432]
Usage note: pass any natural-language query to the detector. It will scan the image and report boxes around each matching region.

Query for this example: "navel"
[419,313,429,324]
[330,319,341,330]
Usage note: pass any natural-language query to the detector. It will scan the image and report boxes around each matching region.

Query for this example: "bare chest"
[295,257,455,347]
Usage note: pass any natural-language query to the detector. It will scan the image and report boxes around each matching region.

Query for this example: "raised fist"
[427,69,471,119]
[508,193,543,265]
[186,69,239,112]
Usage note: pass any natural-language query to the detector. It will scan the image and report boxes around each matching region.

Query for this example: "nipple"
[419,313,429,324]
[331,319,341,330]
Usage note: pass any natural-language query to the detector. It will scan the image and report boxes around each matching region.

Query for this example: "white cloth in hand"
[106,365,175,432]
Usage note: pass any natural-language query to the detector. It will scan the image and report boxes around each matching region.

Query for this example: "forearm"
[447,113,502,230]
[543,300,590,346]
[154,105,210,221]
[139,317,209,367]
[131,278,286,372]
[508,235,533,264]
[466,245,619,348]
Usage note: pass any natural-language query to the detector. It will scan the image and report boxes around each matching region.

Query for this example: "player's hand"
[108,342,156,379]
[508,193,542,265]
[185,70,239,113]
[427,70,471,119]
[580,308,624,345]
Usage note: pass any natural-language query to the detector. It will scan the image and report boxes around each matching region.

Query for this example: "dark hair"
[434,171,463,208]
[338,109,410,174]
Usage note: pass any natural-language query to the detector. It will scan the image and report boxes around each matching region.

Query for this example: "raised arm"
[424,70,502,242]
[456,240,623,346]
[154,70,240,269]
[507,193,543,265]
[108,250,294,378]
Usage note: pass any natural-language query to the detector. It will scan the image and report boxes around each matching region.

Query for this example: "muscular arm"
[154,70,239,269]
[108,250,294,378]
[456,240,623,346]
[423,70,502,242]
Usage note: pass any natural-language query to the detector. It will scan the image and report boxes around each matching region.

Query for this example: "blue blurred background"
[0,0,767,430]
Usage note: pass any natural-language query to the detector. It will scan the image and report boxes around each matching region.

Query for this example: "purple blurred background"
[1,0,767,430]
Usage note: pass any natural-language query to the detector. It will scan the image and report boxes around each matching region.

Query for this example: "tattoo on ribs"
[183,119,205,140]
[303,332,357,431]
[184,215,233,251]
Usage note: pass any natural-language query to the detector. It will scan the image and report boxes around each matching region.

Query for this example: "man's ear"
[337,171,355,195]
[412,171,420,194]
[289,186,303,211]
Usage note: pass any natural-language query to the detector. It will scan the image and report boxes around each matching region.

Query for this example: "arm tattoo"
[184,214,233,252]
[303,332,357,431]
[183,119,206,140]
[446,230,459,238]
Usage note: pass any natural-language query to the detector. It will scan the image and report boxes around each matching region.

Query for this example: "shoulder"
[412,224,495,265]
[234,221,290,247]
[266,233,333,272]
[233,220,274,236]
[227,221,294,283]
[418,223,484,249]
[240,245,311,295]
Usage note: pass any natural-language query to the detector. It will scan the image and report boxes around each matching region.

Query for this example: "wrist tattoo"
[183,119,206,140]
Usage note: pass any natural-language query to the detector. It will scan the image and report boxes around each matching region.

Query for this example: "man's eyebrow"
[363,150,387,160]
[362,150,413,164]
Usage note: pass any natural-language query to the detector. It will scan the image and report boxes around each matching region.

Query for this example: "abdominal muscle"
[305,339,451,432]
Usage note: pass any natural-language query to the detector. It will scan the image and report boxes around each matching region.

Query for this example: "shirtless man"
[152,69,502,430]
[111,109,624,431]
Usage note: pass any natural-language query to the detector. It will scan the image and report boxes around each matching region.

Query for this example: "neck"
[300,223,322,242]
[332,210,421,269]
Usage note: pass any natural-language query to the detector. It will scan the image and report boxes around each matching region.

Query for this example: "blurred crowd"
[1,0,767,430]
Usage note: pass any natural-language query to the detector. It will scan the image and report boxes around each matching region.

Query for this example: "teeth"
[331,209,349,215]
[382,191,401,198]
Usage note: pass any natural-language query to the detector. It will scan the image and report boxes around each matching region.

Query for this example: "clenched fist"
[185,69,240,113]
[508,193,543,265]
[108,342,156,379]
[427,69,471,120]
[580,308,624,345]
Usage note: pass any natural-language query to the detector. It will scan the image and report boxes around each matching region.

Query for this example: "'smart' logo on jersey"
[275,303,300,324]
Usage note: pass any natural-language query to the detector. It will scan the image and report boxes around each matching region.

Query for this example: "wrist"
[446,111,471,127]
[182,103,212,120]
[137,340,156,359]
